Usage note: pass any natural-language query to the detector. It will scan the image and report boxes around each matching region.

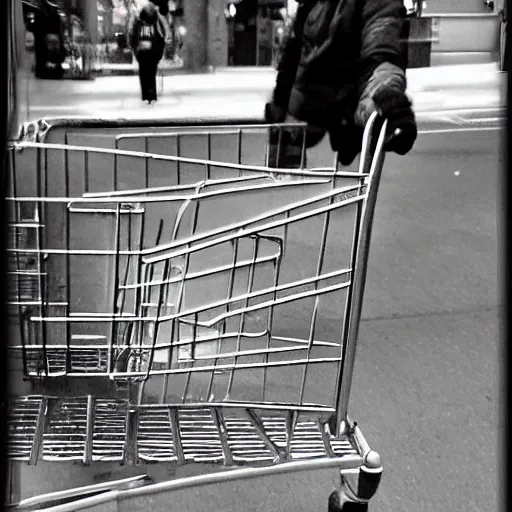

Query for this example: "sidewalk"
[96,59,185,77]
[18,63,505,126]
[96,61,502,87]
[27,62,504,97]
[406,62,501,91]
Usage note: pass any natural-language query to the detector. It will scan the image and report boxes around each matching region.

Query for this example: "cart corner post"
[356,450,383,501]
[336,419,383,507]
[7,460,21,507]
[330,450,383,510]
[334,113,388,435]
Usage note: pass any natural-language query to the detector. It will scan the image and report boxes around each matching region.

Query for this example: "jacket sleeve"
[272,4,310,109]
[354,0,408,126]
[155,15,167,58]
[129,18,140,50]
[158,14,169,39]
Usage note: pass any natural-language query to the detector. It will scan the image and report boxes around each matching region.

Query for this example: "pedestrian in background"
[265,0,417,167]
[129,3,167,104]
[33,9,66,79]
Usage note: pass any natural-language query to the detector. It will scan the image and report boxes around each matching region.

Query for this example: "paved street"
[346,126,501,512]
[10,64,503,511]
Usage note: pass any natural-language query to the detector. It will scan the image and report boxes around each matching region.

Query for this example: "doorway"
[227,0,285,66]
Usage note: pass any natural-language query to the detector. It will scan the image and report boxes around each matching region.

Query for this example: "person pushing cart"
[265,0,417,167]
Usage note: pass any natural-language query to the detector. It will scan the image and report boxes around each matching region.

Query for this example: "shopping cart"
[6,112,388,512]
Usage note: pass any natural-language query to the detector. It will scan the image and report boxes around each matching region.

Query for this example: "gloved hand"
[329,119,364,167]
[372,89,417,155]
[265,102,301,168]
[265,102,287,123]
[265,101,326,153]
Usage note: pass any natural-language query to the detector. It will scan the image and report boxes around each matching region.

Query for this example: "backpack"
[137,21,157,52]
[164,22,183,59]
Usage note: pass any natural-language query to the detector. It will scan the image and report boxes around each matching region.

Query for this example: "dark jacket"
[273,0,408,130]
[149,0,169,16]
[129,4,167,62]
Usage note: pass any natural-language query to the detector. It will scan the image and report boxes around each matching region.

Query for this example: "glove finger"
[385,129,416,155]
[305,125,327,148]
[329,127,362,166]
[265,102,286,123]
[337,149,359,166]
[264,103,273,122]
[373,91,413,120]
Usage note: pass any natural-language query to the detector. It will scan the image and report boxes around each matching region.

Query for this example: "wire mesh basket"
[7,114,388,511]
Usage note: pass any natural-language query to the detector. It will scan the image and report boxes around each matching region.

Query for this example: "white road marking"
[29,98,261,112]
[457,117,504,125]
[418,126,503,134]
[29,105,96,111]
[416,106,504,117]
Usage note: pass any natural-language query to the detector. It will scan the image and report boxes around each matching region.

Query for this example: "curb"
[94,64,192,77]
[95,69,188,77]
[93,64,503,94]
[94,65,276,77]
[406,63,501,91]
[408,73,503,92]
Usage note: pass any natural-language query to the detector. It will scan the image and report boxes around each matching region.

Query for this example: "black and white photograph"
[2,0,506,511]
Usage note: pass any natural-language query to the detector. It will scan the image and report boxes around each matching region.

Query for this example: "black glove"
[264,103,300,168]
[329,119,364,167]
[372,89,417,156]
[265,102,287,123]
[265,101,326,148]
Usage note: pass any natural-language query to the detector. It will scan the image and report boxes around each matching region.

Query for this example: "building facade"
[21,0,502,73]
[68,0,289,70]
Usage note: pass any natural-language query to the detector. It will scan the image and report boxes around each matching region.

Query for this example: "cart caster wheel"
[328,491,368,512]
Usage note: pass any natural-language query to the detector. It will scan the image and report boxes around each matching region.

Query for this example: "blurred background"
[17,0,508,80]
[5,1,505,511]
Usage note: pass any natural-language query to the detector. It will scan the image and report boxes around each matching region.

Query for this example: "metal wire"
[7,119,387,431]
[7,123,389,495]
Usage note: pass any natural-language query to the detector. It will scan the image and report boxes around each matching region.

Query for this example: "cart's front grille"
[93,399,130,461]
[43,397,89,461]
[137,408,176,461]
[7,397,42,460]
[179,409,224,463]
[8,397,130,463]
[7,115,388,489]
[25,346,109,376]
[7,220,44,317]
[8,396,358,466]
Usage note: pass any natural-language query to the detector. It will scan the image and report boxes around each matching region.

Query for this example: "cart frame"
[7,112,388,512]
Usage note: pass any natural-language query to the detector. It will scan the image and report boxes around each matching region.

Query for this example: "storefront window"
[96,0,132,64]
[227,0,287,66]
[96,0,185,67]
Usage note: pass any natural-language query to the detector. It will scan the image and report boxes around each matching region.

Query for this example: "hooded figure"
[130,3,167,103]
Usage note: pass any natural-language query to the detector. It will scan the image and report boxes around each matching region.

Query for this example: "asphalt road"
[343,126,501,512]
